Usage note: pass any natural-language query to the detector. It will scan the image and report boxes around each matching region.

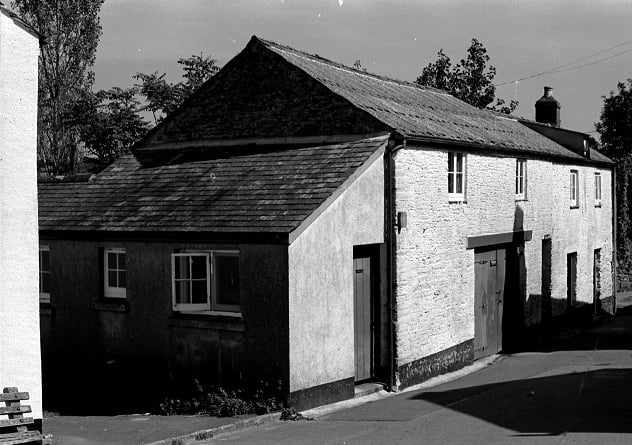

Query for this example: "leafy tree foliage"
[81,87,149,170]
[416,38,518,114]
[12,0,104,176]
[596,79,632,279]
[134,54,219,124]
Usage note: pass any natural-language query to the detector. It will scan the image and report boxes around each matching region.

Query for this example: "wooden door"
[474,248,506,359]
[567,253,577,312]
[593,249,601,315]
[353,256,372,382]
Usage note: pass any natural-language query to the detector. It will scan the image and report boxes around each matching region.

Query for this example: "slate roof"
[38,136,387,234]
[257,37,610,163]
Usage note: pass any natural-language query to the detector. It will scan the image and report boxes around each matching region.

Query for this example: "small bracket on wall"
[395,211,407,234]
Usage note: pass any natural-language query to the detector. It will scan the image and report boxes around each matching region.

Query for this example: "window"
[104,248,126,298]
[516,159,527,200]
[171,251,240,313]
[570,170,579,208]
[595,172,602,206]
[39,246,50,303]
[448,152,466,201]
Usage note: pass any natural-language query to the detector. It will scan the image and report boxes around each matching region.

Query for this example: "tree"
[596,79,632,279]
[12,0,104,176]
[134,54,219,124]
[80,87,149,170]
[416,38,518,114]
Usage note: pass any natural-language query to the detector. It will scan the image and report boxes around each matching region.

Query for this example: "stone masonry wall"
[394,147,613,368]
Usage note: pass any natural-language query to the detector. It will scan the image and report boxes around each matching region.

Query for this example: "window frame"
[515,159,527,200]
[39,245,50,303]
[570,170,579,208]
[594,172,602,207]
[103,247,127,299]
[171,250,240,314]
[448,152,466,202]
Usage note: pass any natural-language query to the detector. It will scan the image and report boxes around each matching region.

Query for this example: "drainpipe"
[385,137,404,392]
[612,166,617,315]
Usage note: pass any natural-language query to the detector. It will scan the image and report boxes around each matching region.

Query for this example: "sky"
[94,0,632,134]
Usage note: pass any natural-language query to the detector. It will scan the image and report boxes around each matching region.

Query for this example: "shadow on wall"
[503,206,527,350]
[411,367,632,435]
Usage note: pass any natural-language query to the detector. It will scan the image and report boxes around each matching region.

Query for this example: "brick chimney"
[535,86,561,127]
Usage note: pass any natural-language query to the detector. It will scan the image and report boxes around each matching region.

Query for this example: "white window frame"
[104,248,127,298]
[570,170,579,208]
[595,172,602,207]
[448,152,466,202]
[516,159,527,200]
[39,245,50,303]
[171,250,240,314]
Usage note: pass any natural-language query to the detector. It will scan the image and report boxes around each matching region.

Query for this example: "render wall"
[394,147,613,369]
[39,239,288,411]
[288,155,384,399]
[0,13,42,419]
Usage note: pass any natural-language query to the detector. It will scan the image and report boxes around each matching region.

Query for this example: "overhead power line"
[494,38,632,87]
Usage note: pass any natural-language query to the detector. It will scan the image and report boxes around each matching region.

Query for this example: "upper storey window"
[448,152,466,202]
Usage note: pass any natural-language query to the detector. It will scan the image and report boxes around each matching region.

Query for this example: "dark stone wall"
[144,40,389,146]
[39,238,288,413]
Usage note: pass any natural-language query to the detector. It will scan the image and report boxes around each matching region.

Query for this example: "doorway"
[567,252,577,312]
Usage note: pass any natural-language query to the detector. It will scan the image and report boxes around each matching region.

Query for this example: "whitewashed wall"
[394,147,613,368]
[0,11,42,419]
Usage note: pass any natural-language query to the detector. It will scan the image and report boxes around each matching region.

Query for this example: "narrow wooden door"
[567,253,577,312]
[474,248,506,359]
[593,249,601,315]
[353,256,372,382]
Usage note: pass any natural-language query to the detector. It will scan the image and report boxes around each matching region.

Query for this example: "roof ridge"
[254,36,451,97]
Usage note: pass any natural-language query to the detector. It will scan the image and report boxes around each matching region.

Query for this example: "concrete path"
[202,308,632,444]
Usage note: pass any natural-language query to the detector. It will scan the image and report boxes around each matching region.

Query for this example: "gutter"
[385,137,404,392]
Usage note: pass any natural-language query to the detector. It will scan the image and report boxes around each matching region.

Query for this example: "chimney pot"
[535,86,561,127]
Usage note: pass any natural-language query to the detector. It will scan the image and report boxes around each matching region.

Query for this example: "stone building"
[0,1,43,426]
[38,37,614,411]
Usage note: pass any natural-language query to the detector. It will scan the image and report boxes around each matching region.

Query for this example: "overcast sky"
[94,0,632,134]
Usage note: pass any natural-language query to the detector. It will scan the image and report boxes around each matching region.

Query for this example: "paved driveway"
[205,307,632,444]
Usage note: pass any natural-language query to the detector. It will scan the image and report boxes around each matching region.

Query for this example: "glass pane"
[515,176,519,195]
[118,271,126,288]
[215,255,240,306]
[456,154,463,173]
[456,172,463,194]
[191,255,207,279]
[174,256,190,280]
[118,252,126,270]
[41,272,50,293]
[108,271,117,287]
[41,250,49,271]
[448,152,454,173]
[191,280,208,304]
[448,173,454,193]
[175,280,190,304]
[108,252,117,270]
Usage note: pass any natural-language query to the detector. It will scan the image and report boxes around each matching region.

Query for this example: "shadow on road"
[412,367,632,435]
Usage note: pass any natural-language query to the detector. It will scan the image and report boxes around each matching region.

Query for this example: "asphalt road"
[205,307,632,444]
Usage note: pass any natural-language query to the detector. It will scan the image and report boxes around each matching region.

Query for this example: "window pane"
[108,252,117,270]
[456,172,463,194]
[456,153,463,173]
[108,271,118,287]
[191,255,207,279]
[175,280,190,304]
[41,250,49,271]
[448,173,454,193]
[191,280,208,304]
[448,152,454,173]
[175,256,189,280]
[118,252,126,270]
[41,272,50,294]
[118,271,126,288]
[215,255,240,306]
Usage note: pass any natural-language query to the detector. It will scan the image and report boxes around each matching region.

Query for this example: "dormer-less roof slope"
[38,136,388,235]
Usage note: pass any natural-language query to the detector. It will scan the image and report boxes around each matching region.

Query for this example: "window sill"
[595,203,602,208]
[94,299,129,313]
[515,197,528,202]
[448,198,467,204]
[169,313,245,332]
[570,205,580,209]
[40,302,54,316]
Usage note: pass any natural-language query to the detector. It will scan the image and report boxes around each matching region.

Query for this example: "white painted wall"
[288,154,384,392]
[394,147,613,367]
[0,11,42,419]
